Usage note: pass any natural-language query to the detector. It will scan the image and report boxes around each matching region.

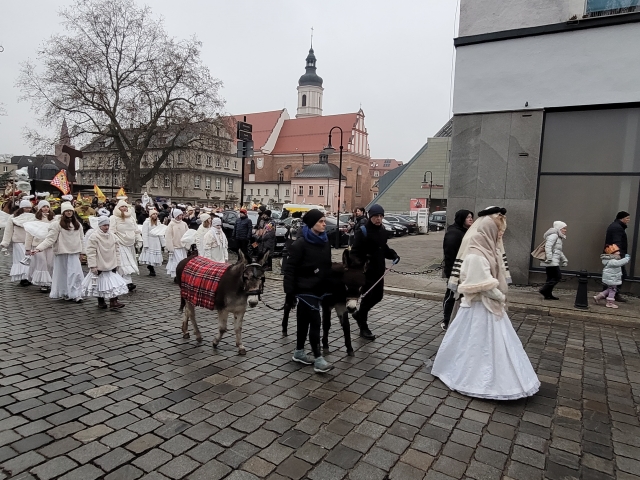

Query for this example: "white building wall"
[453,22,640,114]
[459,0,585,37]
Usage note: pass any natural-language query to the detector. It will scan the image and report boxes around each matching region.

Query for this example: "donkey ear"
[237,249,248,265]
[258,251,270,266]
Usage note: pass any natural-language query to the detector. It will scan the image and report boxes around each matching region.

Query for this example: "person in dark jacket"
[603,211,631,302]
[233,209,253,260]
[350,204,399,340]
[347,207,367,246]
[282,209,333,373]
[257,210,276,271]
[441,209,474,330]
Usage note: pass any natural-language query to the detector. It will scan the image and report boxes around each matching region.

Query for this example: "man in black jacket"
[282,209,333,373]
[604,211,631,301]
[351,204,399,340]
[441,209,474,330]
[233,209,253,260]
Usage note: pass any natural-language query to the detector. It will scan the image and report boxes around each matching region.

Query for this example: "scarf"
[467,216,509,295]
[448,211,511,292]
[302,225,328,245]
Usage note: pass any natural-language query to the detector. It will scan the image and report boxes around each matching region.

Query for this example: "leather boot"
[353,310,376,340]
[148,265,156,277]
[97,297,107,309]
[110,297,125,309]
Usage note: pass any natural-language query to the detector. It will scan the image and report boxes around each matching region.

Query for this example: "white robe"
[203,227,228,263]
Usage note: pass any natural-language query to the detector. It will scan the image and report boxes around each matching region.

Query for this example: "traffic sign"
[237,130,252,141]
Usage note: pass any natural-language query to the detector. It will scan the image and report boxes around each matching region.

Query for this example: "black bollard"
[574,270,589,309]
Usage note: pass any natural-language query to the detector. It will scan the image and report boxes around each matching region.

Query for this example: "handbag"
[531,241,546,260]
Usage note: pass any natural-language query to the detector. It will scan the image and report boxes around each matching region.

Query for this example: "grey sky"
[0,0,458,162]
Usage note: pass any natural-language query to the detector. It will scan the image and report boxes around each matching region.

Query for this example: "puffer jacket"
[540,228,568,267]
[443,209,472,278]
[282,229,332,296]
[232,216,253,241]
[601,254,630,286]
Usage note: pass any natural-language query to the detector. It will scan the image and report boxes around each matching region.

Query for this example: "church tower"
[296,46,323,118]
[55,119,72,166]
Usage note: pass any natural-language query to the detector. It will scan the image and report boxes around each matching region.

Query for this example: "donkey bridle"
[243,262,265,298]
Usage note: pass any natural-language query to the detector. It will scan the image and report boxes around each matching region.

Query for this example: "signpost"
[236,118,253,207]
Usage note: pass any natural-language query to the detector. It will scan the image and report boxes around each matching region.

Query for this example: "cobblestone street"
[0,258,639,480]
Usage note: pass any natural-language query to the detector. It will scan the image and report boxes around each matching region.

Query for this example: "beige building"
[0,154,17,176]
[369,120,451,213]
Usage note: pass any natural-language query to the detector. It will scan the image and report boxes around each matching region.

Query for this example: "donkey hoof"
[212,341,219,349]
[182,333,190,339]
[196,336,203,343]
[347,349,355,357]
[282,330,288,337]
[238,347,246,355]
[323,346,331,354]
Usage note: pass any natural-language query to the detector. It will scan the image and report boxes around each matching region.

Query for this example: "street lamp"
[423,171,433,235]
[320,126,344,248]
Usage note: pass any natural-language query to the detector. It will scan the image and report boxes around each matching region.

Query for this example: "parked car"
[383,218,407,237]
[429,211,447,231]
[221,210,287,255]
[385,215,418,234]
[325,217,350,247]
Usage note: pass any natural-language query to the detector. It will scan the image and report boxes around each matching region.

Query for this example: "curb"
[266,275,639,328]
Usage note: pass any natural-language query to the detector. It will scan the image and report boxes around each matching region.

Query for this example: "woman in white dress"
[25,200,55,293]
[195,213,211,255]
[139,209,164,276]
[82,216,128,309]
[33,202,85,303]
[165,209,189,278]
[1,199,35,286]
[109,199,141,291]
[431,208,540,400]
[203,216,229,263]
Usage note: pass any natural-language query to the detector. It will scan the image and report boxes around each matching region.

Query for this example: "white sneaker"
[292,349,314,365]
[314,357,334,373]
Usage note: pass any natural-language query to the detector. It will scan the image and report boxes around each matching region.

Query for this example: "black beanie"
[616,211,630,220]
[303,209,325,228]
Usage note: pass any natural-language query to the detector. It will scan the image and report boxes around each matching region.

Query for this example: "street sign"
[237,130,252,141]
[237,121,252,139]
[237,140,254,158]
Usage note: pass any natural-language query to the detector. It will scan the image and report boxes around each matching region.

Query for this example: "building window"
[257,189,260,195]
[308,186,314,196]
[113,175,118,185]
[302,94,307,107]
[265,189,269,195]
[250,160,255,174]
[227,178,234,191]
[233,160,238,170]
[175,174,181,187]
[177,153,183,164]
[250,188,253,195]
[356,167,362,194]
[373,170,379,177]
[285,189,290,197]
[164,175,170,188]
[206,156,212,166]
[153,175,158,187]
[225,158,230,168]
[215,177,221,190]
[275,189,279,197]
[2,166,7,172]
[319,185,324,196]
[215,157,221,167]
[298,186,304,195]
[278,170,284,181]
[205,177,211,189]
[195,175,201,188]
[196,155,202,165]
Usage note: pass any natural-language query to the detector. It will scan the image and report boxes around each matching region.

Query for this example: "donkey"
[282,249,367,356]
[176,250,268,355]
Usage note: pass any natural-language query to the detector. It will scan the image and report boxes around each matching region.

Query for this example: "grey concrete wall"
[448,111,543,284]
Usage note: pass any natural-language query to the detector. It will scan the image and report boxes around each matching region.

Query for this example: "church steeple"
[296,40,324,118]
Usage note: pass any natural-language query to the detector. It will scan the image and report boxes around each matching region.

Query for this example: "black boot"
[110,297,125,309]
[97,297,107,309]
[19,279,31,287]
[353,310,376,340]
[147,266,156,277]
[127,283,136,291]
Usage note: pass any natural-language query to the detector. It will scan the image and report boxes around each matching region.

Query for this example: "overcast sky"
[0,0,459,163]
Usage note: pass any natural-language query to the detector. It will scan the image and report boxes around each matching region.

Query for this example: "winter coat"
[540,228,568,267]
[232,216,253,241]
[35,221,85,255]
[141,218,165,249]
[203,228,229,263]
[110,212,141,247]
[351,220,398,280]
[258,218,276,254]
[25,217,53,251]
[282,231,332,296]
[604,220,628,256]
[195,224,210,253]
[442,210,472,278]
[601,253,630,286]
[86,230,122,272]
[1,213,35,247]
[165,218,189,253]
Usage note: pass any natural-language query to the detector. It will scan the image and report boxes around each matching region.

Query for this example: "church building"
[236,46,373,211]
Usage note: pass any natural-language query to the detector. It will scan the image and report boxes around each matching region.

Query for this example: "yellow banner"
[93,184,106,202]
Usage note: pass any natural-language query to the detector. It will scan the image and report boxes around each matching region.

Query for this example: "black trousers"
[296,299,321,358]
[358,279,384,327]
[540,266,562,296]
[236,239,250,260]
[442,288,456,326]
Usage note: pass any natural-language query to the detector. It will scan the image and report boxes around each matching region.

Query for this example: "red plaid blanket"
[180,256,230,310]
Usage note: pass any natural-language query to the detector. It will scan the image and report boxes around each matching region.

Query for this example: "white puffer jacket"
[540,228,568,267]
[601,254,630,286]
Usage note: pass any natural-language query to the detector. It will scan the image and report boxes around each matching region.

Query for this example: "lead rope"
[359,257,400,303]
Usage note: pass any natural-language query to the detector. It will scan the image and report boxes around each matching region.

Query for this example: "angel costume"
[165,209,189,278]
[139,215,165,267]
[0,205,35,283]
[202,217,229,263]
[109,200,141,285]
[25,205,54,290]
[431,209,540,400]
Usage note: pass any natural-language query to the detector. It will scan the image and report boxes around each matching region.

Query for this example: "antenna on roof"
[311,27,314,48]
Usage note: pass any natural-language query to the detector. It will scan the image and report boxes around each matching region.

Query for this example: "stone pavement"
[0,258,640,479]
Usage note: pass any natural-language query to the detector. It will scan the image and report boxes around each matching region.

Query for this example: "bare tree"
[17,0,226,192]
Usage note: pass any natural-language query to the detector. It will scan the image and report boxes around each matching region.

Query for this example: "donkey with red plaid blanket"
[176,250,268,355]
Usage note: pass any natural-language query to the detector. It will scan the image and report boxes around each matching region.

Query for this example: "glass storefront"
[534,107,640,278]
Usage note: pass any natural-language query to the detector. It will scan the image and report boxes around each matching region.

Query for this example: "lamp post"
[320,126,344,248]
[423,171,433,235]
